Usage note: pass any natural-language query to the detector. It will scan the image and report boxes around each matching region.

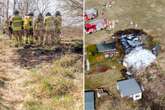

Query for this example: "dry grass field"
[0,27,83,110]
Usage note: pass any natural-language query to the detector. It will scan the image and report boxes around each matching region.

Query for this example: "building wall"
[86,59,90,71]
[133,92,142,101]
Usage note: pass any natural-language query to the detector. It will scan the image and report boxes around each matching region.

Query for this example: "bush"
[86,44,97,56]
[53,79,75,96]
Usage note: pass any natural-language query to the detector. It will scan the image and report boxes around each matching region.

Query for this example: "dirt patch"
[90,65,110,74]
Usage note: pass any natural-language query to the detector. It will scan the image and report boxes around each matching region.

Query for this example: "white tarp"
[90,19,106,30]
[123,47,156,71]
[85,8,97,16]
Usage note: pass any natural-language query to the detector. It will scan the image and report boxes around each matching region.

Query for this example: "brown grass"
[22,54,83,110]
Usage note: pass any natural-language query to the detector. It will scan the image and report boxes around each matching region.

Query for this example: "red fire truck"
[85,8,98,21]
[85,19,107,34]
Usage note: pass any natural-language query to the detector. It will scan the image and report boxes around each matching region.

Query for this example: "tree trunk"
[13,0,16,12]
[6,0,9,20]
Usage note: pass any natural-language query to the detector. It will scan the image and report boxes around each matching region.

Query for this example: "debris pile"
[96,88,110,98]
[120,34,143,54]
[117,29,158,71]
[123,47,156,71]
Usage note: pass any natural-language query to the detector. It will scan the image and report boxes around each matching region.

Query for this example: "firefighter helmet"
[37,13,43,21]
[38,13,42,17]
[28,12,34,16]
[13,10,19,15]
[46,12,51,16]
[55,11,61,16]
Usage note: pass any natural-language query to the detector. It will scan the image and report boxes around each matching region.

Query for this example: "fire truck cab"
[85,8,98,21]
[85,19,107,34]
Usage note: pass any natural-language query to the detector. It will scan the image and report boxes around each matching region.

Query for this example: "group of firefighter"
[3,10,62,47]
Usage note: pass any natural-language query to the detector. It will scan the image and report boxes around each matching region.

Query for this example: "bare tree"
[13,0,16,11]
[60,0,83,16]
[34,0,51,15]
[68,0,82,11]
[6,0,9,19]
[0,0,9,19]
[16,0,33,15]
[0,1,5,17]
[64,0,83,10]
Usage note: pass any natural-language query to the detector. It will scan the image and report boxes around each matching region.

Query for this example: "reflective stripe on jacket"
[54,16,62,33]
[44,16,55,31]
[23,16,33,30]
[12,16,23,31]
[34,18,44,31]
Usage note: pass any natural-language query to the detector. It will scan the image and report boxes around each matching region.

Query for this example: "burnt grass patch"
[13,43,82,68]
[114,28,158,48]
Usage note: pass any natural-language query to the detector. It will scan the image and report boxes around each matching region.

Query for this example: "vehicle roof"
[85,91,95,110]
[89,19,105,24]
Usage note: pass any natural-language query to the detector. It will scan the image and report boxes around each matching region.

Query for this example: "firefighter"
[11,10,23,46]
[23,14,29,44]
[23,12,34,44]
[44,12,55,46]
[34,13,44,45]
[3,17,12,39]
[28,12,34,43]
[8,16,13,39]
[54,11,62,45]
[2,20,8,35]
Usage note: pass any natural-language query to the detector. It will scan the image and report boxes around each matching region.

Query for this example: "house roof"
[96,42,116,53]
[85,91,95,110]
[117,79,142,97]
[89,19,105,25]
